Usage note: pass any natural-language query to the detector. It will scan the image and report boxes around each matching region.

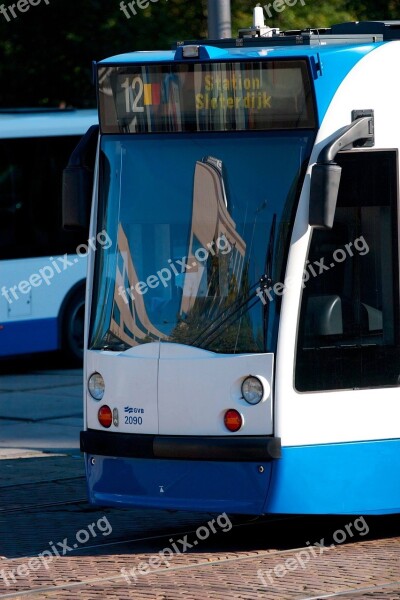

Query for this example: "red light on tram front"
[98,405,113,428]
[224,409,243,432]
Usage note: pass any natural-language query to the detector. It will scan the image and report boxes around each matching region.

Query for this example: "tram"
[66,13,400,514]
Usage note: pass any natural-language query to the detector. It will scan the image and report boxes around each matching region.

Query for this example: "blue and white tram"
[68,16,400,514]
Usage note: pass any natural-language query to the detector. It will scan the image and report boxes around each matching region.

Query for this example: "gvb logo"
[124,406,144,415]
[124,405,145,426]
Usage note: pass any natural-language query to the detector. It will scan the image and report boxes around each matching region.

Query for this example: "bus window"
[296,150,400,391]
[0,136,84,259]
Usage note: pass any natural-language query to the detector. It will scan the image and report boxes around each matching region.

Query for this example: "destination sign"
[98,60,315,134]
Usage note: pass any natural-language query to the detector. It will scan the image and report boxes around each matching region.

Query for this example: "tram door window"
[296,150,400,391]
[0,136,85,260]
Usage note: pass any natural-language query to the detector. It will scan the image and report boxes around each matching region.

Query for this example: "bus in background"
[0,108,98,363]
[68,14,400,515]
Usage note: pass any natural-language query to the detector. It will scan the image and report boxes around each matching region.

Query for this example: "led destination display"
[98,60,315,133]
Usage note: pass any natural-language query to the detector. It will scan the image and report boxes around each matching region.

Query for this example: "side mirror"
[309,163,342,229]
[63,124,99,231]
[309,113,374,229]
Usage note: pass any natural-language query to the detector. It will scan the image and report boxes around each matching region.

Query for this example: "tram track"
[0,476,87,515]
[0,476,84,491]
[0,498,87,514]
[0,510,305,560]
[62,513,304,554]
[0,534,334,599]
[300,580,400,600]
[0,472,312,567]
[0,532,399,600]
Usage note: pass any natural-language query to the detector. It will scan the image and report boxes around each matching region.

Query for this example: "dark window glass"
[0,136,88,259]
[296,151,400,391]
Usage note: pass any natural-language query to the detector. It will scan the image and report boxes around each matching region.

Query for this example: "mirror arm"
[68,124,99,168]
[318,115,374,165]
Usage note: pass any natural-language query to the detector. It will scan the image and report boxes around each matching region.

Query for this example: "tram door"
[296,150,400,392]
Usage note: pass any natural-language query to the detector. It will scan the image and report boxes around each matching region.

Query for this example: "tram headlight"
[88,372,105,401]
[241,376,264,405]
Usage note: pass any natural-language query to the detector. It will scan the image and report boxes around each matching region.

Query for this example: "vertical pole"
[207,0,232,39]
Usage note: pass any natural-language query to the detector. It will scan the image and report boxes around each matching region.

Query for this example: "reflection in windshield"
[90,132,314,354]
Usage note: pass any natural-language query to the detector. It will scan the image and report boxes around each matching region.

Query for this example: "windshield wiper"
[194,215,277,350]
[261,213,276,351]
[190,277,264,348]
[197,275,273,349]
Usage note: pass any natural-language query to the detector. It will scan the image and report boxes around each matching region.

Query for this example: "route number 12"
[121,76,144,113]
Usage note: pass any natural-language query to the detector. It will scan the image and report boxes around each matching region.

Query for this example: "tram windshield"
[90,130,315,354]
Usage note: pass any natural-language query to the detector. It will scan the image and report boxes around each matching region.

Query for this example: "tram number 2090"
[125,416,143,425]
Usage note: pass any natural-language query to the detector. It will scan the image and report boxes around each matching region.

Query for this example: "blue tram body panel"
[266,440,400,515]
[86,439,400,515]
[86,455,273,514]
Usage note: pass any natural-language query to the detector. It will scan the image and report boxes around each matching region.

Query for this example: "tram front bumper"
[80,429,281,461]
[81,430,280,514]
